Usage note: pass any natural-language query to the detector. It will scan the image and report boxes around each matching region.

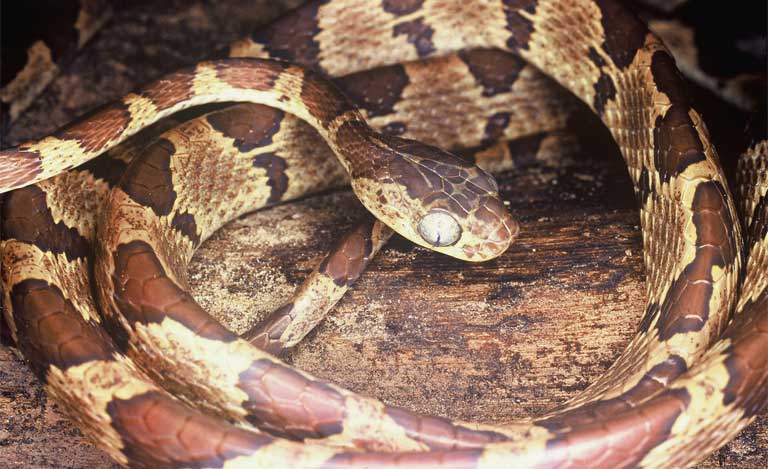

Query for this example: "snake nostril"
[417,211,462,247]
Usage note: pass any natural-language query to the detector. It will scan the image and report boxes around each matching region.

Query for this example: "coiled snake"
[1,0,766,467]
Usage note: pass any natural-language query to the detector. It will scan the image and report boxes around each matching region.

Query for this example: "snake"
[0,0,766,467]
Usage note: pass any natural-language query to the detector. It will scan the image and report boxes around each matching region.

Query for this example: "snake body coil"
[1,0,766,467]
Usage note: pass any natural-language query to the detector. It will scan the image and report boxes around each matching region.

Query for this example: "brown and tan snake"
[0,0,766,467]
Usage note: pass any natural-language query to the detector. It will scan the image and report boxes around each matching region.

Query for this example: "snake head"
[351,135,519,261]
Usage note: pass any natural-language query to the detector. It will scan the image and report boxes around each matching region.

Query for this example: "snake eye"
[417,211,462,247]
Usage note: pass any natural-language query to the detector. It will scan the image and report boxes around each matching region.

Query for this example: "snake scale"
[1,0,766,467]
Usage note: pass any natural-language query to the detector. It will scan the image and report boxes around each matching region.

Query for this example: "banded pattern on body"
[1,0,766,467]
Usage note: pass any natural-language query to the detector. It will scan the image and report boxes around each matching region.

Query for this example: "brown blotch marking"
[335,65,410,117]
[383,137,499,211]
[381,121,407,136]
[505,131,546,166]
[238,359,346,439]
[106,390,270,467]
[656,252,715,340]
[748,191,768,242]
[636,166,652,208]
[587,46,606,68]
[249,2,325,68]
[387,144,450,200]
[318,221,375,287]
[381,0,424,15]
[543,388,691,467]
[79,152,129,187]
[300,71,355,125]
[213,59,286,91]
[139,69,195,111]
[483,112,511,144]
[385,406,508,449]
[502,0,537,52]
[593,71,616,115]
[657,181,733,340]
[206,104,284,153]
[171,212,201,246]
[2,185,89,260]
[119,137,177,216]
[586,28,624,115]
[594,0,647,69]
[459,49,527,97]
[691,181,735,263]
[460,131,546,169]
[389,137,474,169]
[721,292,768,417]
[243,303,294,354]
[252,152,288,205]
[537,355,687,431]
[0,148,43,188]
[650,50,690,105]
[393,18,435,57]
[653,104,706,183]
[334,119,378,173]
[111,240,236,342]
[637,300,659,334]
[10,279,115,374]
[55,100,132,153]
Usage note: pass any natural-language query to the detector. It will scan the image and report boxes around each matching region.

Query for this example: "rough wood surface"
[0,1,765,468]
